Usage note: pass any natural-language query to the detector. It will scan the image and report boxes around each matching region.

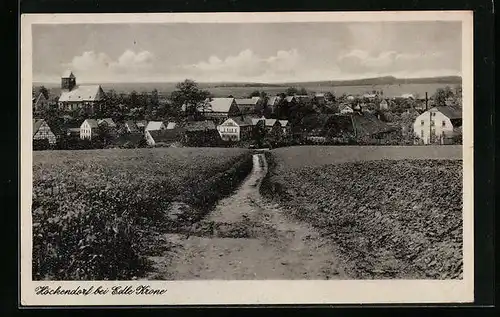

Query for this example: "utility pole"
[426,92,431,145]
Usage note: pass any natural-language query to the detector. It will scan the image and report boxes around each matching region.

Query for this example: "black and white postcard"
[21,11,474,305]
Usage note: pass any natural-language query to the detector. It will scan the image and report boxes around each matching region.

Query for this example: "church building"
[57,71,105,114]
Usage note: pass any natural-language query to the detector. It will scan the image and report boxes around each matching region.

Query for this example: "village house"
[58,71,106,114]
[217,116,255,142]
[234,98,259,114]
[97,118,116,128]
[413,105,462,145]
[124,120,140,133]
[266,96,282,114]
[379,99,389,110]
[33,92,50,111]
[339,104,354,114]
[166,122,177,129]
[346,95,355,101]
[33,119,57,145]
[79,119,99,140]
[183,120,220,146]
[145,128,184,147]
[135,120,148,132]
[183,98,240,120]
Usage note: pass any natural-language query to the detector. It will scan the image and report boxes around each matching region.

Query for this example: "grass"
[32,147,253,280]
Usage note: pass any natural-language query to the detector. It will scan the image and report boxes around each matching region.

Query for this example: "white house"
[413,106,462,144]
[80,119,99,140]
[339,104,354,114]
[217,116,254,141]
[379,99,389,110]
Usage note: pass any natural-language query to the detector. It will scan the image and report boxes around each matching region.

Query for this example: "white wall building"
[413,106,462,144]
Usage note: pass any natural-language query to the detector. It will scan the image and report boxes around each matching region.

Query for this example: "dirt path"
[144,153,348,280]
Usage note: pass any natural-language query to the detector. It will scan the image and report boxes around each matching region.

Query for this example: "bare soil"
[143,154,348,280]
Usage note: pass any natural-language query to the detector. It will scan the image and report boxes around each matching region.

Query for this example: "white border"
[20,11,474,306]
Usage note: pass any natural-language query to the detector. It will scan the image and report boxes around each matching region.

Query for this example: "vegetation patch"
[32,148,252,280]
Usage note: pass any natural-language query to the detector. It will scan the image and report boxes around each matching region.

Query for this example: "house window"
[420,120,424,126]
[430,120,435,126]
[442,121,446,127]
[421,130,424,138]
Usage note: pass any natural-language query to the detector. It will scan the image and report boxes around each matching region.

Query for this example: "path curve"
[145,154,348,280]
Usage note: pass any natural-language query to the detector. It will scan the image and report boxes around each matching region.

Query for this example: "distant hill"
[280,76,462,87]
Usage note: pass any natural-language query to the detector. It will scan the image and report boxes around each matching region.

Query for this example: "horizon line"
[33,75,463,86]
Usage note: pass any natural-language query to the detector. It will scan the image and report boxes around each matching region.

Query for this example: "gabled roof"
[267,96,281,106]
[59,85,103,102]
[125,120,139,132]
[145,121,165,131]
[284,96,296,102]
[116,132,144,146]
[230,116,255,126]
[339,104,353,111]
[33,119,44,136]
[98,118,116,127]
[436,106,462,119]
[148,129,184,143]
[34,92,48,105]
[251,96,261,101]
[278,120,289,127]
[83,119,99,128]
[166,122,177,129]
[136,120,148,128]
[184,120,217,131]
[235,98,259,106]
[205,98,235,112]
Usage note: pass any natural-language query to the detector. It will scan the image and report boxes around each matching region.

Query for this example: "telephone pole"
[426,92,431,144]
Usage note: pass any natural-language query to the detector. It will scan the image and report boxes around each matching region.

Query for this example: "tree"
[298,87,308,95]
[286,87,298,96]
[39,86,50,100]
[249,90,261,98]
[433,86,454,106]
[170,79,211,120]
[252,119,267,147]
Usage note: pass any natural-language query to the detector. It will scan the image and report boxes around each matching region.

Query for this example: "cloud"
[64,50,155,81]
[184,49,301,81]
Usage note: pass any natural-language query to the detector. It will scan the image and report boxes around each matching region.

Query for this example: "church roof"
[59,85,103,102]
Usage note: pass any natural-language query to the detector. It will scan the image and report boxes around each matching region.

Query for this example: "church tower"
[61,70,76,91]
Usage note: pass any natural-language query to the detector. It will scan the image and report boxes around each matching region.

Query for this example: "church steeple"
[61,70,76,91]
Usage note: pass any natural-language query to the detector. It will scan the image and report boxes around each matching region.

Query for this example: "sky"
[32,21,462,84]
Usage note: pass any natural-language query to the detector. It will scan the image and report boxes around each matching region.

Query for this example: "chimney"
[425,92,428,111]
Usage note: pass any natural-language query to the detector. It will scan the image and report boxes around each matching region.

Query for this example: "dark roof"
[436,106,462,119]
[231,116,255,126]
[125,120,139,132]
[116,133,144,146]
[183,120,217,132]
[351,112,397,136]
[148,129,184,143]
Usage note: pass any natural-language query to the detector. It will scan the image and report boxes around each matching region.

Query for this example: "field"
[32,147,252,280]
[40,82,459,99]
[262,146,463,279]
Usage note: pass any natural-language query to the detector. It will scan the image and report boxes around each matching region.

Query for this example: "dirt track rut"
[145,153,347,280]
